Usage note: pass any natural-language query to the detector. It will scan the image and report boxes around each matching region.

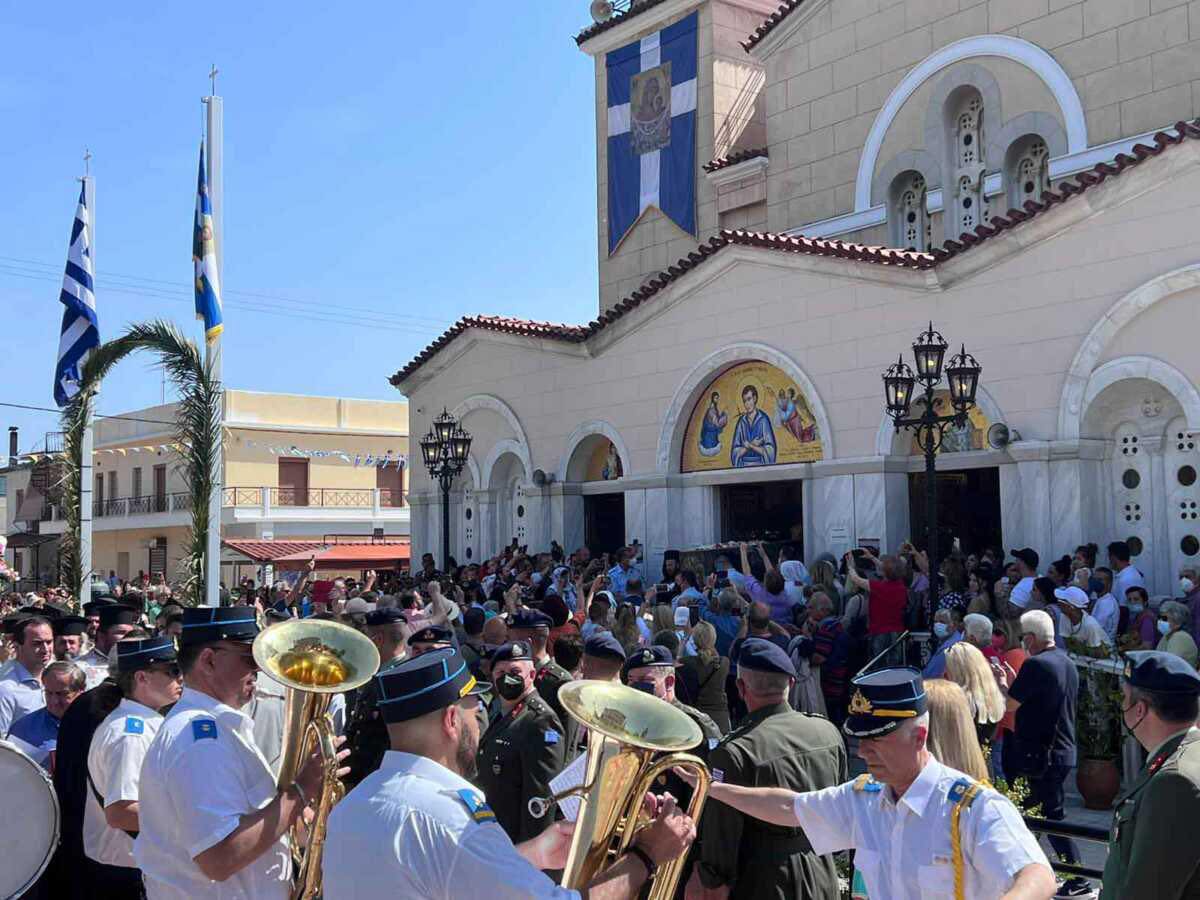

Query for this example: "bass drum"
[0,740,59,898]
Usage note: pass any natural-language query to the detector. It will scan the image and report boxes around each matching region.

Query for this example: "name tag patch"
[545,730,560,744]
[192,719,218,741]
[124,716,144,735]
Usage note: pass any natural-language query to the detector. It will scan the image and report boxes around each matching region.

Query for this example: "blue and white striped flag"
[53,183,100,408]
[193,142,223,339]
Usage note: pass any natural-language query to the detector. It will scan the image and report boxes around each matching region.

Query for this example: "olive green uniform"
[1101,727,1200,899]
[474,690,566,843]
[534,656,577,754]
[696,703,846,900]
[343,655,405,788]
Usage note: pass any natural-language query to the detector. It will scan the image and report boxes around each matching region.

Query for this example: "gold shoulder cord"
[951,782,984,900]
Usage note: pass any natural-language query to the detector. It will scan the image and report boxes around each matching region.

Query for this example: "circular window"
[516,504,525,518]
[1122,469,1141,489]
[963,134,973,146]
[1183,536,1200,557]
[464,507,473,521]
[963,197,973,209]
[907,211,916,224]
[1180,465,1197,487]
[1128,536,1144,557]
[1024,180,1035,194]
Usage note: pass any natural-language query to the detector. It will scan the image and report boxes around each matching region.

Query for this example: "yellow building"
[6,389,408,588]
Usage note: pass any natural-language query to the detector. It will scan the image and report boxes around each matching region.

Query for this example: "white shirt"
[1092,592,1120,643]
[135,687,289,900]
[1062,612,1111,648]
[1113,565,1146,607]
[77,647,111,690]
[791,757,1049,900]
[85,697,163,867]
[323,751,578,900]
[1009,577,1035,610]
[0,661,45,736]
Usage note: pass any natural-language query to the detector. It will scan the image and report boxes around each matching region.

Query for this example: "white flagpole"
[79,172,95,606]
[203,85,223,607]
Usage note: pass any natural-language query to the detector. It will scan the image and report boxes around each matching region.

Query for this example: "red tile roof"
[703,148,769,173]
[391,121,1200,386]
[272,542,411,571]
[222,539,330,563]
[575,0,674,45]
[742,0,807,52]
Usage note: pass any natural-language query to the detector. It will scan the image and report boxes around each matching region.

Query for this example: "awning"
[222,539,329,564]
[5,532,59,549]
[271,542,411,571]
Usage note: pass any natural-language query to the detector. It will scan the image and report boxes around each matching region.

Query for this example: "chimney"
[8,427,16,468]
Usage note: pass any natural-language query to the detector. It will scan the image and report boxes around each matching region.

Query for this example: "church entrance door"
[585,493,626,557]
[908,467,1001,558]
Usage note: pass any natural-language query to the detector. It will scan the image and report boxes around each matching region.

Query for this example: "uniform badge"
[192,719,218,741]
[853,774,882,793]
[124,716,145,735]
[456,789,497,824]
[545,730,560,744]
[849,690,873,715]
[712,768,724,783]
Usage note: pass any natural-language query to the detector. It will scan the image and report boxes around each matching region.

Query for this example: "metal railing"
[1023,816,1109,880]
[88,493,190,518]
[41,487,408,520]
[270,487,378,508]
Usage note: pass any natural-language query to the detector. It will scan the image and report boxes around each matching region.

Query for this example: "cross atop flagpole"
[200,74,224,607]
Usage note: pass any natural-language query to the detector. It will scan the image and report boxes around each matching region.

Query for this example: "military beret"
[621,645,674,682]
[1123,650,1200,695]
[408,624,454,645]
[115,636,178,673]
[52,615,89,637]
[509,609,553,631]
[490,640,533,664]
[365,607,407,627]
[736,637,797,678]
[178,605,260,646]
[844,667,927,739]
[584,632,626,662]
[98,604,140,630]
[375,647,488,724]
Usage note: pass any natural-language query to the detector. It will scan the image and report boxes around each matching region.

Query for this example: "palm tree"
[58,320,221,605]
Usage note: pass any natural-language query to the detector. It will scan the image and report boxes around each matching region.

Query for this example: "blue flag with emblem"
[606,12,697,254]
[53,183,100,408]
[193,142,223,339]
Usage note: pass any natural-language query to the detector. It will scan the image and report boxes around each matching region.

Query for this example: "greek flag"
[53,183,100,408]
[606,12,697,254]
[193,143,223,339]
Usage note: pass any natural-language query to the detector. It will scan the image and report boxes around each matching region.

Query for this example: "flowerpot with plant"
[1074,656,1124,810]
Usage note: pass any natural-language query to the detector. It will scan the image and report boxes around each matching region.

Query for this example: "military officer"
[84,636,182,897]
[408,623,455,656]
[581,632,626,682]
[1100,651,1200,899]
[78,603,139,689]
[474,640,566,844]
[686,665,1055,900]
[509,609,574,739]
[687,638,846,900]
[345,607,410,787]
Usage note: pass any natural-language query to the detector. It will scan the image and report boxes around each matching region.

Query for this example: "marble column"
[1143,435,1170,595]
[1008,442,1052,564]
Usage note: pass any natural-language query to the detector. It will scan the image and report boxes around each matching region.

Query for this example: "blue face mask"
[1130,603,1145,614]
[1158,619,1172,636]
[933,622,950,638]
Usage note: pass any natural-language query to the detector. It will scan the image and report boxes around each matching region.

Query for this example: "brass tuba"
[528,681,711,900]
[253,618,380,900]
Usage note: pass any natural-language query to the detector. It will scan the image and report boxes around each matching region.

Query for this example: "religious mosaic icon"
[630,63,672,155]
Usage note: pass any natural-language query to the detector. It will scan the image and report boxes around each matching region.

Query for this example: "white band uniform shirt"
[322,751,580,900]
[84,697,163,867]
[790,757,1049,899]
[77,646,111,690]
[134,687,289,900]
[0,661,46,736]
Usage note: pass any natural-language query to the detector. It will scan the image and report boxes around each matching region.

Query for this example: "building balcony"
[38,486,408,535]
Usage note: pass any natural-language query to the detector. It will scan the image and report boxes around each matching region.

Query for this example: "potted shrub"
[1073,651,1123,810]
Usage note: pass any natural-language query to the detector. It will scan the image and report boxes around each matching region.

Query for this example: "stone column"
[1143,435,1170,595]
[1008,442,1052,564]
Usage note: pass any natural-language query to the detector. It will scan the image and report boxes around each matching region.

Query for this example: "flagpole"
[202,85,223,608]
[79,172,95,607]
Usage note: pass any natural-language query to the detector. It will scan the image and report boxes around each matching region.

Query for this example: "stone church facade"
[394,0,1200,597]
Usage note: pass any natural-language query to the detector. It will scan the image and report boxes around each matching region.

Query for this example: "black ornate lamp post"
[883,323,981,618]
[419,408,472,572]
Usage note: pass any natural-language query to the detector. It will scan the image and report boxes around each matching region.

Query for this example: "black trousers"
[87,858,146,900]
[1024,763,1081,867]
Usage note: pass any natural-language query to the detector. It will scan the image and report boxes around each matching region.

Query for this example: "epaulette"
[456,789,497,824]
[948,777,982,807]
[852,773,882,793]
[191,719,218,741]
[124,716,145,735]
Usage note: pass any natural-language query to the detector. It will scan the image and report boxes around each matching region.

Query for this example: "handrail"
[1022,815,1108,880]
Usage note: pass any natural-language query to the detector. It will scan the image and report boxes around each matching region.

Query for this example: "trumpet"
[528,681,711,900]
[253,618,380,900]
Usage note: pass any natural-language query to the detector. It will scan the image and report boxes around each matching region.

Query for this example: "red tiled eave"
[703,148,769,172]
[222,539,330,563]
[743,0,807,52]
[390,120,1200,387]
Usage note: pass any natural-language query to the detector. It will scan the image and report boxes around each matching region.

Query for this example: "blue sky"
[0,3,600,454]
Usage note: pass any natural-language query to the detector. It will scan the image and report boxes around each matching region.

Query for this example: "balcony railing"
[88,493,191,518]
[42,486,407,522]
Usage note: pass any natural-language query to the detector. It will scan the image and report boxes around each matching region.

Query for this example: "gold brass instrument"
[528,681,712,900]
[253,618,380,900]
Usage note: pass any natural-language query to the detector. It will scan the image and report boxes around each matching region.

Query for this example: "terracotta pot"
[1077,757,1121,810]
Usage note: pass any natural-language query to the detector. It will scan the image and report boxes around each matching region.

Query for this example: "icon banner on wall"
[681,361,823,473]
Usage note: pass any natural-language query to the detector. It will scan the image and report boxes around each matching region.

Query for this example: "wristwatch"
[626,844,656,877]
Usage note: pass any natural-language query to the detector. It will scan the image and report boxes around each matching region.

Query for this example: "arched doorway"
[488,452,528,552]
[562,428,629,557]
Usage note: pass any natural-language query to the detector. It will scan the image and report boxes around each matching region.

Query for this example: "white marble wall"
[807,475,855,562]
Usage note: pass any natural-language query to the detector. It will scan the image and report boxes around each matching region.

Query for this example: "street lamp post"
[882,322,981,622]
[419,408,472,573]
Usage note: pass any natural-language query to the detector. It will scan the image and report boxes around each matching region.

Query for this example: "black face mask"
[496,673,526,701]
[631,681,657,695]
[1121,700,1146,740]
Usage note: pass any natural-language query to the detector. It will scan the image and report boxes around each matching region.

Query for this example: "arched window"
[889,171,930,251]
[1005,135,1049,212]
[947,89,987,239]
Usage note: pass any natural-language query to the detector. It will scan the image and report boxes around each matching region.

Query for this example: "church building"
[392,0,1200,596]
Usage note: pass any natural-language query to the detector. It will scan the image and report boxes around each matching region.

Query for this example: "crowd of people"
[2,533,1200,899]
